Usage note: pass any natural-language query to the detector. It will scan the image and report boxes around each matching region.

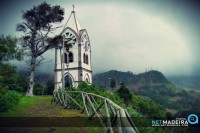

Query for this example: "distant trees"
[46,80,54,95]
[0,35,23,62]
[0,35,26,112]
[33,80,54,95]
[110,78,116,89]
[16,2,64,96]
[0,35,27,93]
[0,63,28,93]
[116,82,132,105]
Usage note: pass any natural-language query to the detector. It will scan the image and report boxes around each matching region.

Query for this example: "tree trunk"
[26,56,36,96]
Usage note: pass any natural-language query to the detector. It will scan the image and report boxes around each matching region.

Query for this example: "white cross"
[72,4,75,11]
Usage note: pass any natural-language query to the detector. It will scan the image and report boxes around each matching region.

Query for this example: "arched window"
[84,74,90,83]
[85,78,89,83]
[65,75,73,87]
[69,52,73,62]
[83,53,86,63]
[64,53,68,63]
[86,54,89,64]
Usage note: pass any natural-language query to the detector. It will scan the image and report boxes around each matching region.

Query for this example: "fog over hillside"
[1,0,200,77]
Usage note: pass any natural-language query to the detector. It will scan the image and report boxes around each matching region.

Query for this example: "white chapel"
[54,7,92,90]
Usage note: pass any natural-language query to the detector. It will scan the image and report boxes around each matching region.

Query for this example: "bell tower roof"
[61,5,82,34]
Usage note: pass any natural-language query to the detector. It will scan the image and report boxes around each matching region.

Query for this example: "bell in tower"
[54,6,92,90]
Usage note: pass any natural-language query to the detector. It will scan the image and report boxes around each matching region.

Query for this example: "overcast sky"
[0,0,200,76]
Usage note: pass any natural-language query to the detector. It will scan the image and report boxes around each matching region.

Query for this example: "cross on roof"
[72,4,75,12]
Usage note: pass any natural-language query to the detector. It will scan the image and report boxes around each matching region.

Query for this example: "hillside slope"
[93,70,170,90]
[168,75,200,90]
[93,70,200,114]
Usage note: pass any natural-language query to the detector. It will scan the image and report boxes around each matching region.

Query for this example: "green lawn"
[0,95,101,133]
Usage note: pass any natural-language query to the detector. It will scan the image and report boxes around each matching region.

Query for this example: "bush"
[131,95,163,117]
[116,82,132,105]
[0,91,23,112]
[46,80,54,95]
[77,82,124,107]
[0,63,28,93]
[33,82,46,95]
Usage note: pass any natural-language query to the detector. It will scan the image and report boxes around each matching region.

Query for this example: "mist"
[1,0,200,76]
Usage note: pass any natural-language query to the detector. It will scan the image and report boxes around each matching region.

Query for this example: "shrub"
[116,82,132,105]
[33,82,46,95]
[77,82,124,107]
[0,63,28,93]
[46,80,54,95]
[0,91,23,112]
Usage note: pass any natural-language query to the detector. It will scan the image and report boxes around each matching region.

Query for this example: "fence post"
[82,92,89,115]
[105,99,113,133]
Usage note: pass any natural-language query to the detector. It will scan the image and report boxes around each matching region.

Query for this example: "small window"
[69,52,73,62]
[64,53,68,63]
[83,53,86,63]
[86,54,89,64]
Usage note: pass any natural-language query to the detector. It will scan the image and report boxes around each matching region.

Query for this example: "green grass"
[0,95,37,116]
[0,95,86,117]
[0,95,102,133]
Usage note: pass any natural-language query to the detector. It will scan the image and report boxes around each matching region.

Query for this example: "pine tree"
[16,2,64,96]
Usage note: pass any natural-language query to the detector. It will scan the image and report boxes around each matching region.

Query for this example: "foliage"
[15,74,29,92]
[46,80,54,95]
[0,34,27,94]
[93,70,170,88]
[0,63,16,91]
[131,94,163,117]
[110,78,116,88]
[0,91,23,112]
[33,81,55,95]
[77,82,123,106]
[0,95,37,116]
[0,63,28,93]
[33,82,46,95]
[116,82,132,105]
[0,35,23,62]
[16,2,65,96]
[135,83,200,113]
[77,82,164,117]
[77,82,165,133]
[94,70,200,115]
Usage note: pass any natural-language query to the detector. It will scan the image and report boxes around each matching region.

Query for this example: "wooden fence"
[52,90,139,133]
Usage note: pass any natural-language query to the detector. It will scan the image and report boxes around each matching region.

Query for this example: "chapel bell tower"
[54,7,92,90]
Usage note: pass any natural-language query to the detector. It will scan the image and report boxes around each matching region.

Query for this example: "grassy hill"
[93,70,200,115]
[93,70,170,89]
[168,75,200,90]
[0,96,100,133]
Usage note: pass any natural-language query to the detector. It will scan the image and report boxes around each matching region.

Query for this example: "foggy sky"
[0,0,200,76]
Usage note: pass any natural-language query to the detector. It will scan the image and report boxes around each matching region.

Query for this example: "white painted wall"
[54,27,92,90]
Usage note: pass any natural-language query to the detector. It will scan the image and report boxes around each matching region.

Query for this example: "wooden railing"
[52,90,139,133]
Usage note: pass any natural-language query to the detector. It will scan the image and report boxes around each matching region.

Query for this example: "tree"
[16,2,64,96]
[33,82,46,95]
[0,63,29,94]
[0,35,26,94]
[0,35,23,62]
[116,82,132,105]
[0,63,17,93]
[110,78,116,89]
[46,80,54,95]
